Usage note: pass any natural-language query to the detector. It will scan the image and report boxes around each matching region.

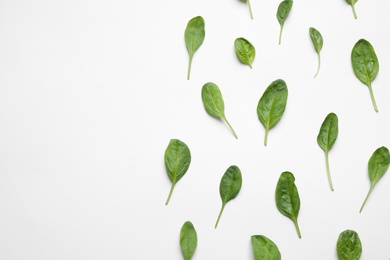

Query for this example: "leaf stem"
[223,116,238,139]
[165,182,176,205]
[360,186,373,213]
[368,82,379,112]
[247,0,253,20]
[314,52,321,78]
[215,203,226,228]
[293,218,302,238]
[264,127,269,146]
[278,25,284,45]
[187,54,193,80]
[325,151,334,191]
[351,3,357,19]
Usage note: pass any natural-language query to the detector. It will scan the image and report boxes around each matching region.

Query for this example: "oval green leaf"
[351,39,380,112]
[215,165,242,228]
[185,16,205,80]
[234,37,256,68]
[309,27,323,77]
[276,0,293,44]
[345,0,358,19]
[164,139,191,205]
[180,221,198,260]
[257,79,288,146]
[337,230,362,260]
[251,235,281,260]
[275,171,301,238]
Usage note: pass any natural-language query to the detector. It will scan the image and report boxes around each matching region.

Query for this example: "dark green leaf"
[345,0,358,19]
[276,0,293,44]
[257,79,288,146]
[337,230,362,260]
[360,146,390,212]
[180,221,198,260]
[251,235,281,260]
[185,16,205,80]
[275,171,301,238]
[309,27,323,77]
[234,37,256,68]
[164,139,191,205]
[351,39,380,112]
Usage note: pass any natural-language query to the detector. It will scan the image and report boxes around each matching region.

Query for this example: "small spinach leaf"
[345,0,358,19]
[164,139,191,205]
[309,27,323,77]
[180,221,198,260]
[215,165,242,228]
[251,235,281,260]
[317,112,338,191]
[239,0,254,19]
[360,146,390,213]
[185,16,205,80]
[257,79,288,146]
[351,39,380,112]
[276,0,293,44]
[234,37,256,68]
[275,172,301,238]
[337,230,362,260]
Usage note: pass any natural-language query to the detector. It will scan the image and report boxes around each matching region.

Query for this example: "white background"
[0,0,389,259]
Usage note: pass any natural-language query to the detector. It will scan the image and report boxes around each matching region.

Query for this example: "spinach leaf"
[251,235,281,260]
[234,37,256,68]
[276,0,293,44]
[360,146,390,213]
[275,172,301,238]
[201,82,238,139]
[317,112,338,191]
[180,221,198,260]
[185,16,205,80]
[345,0,358,19]
[257,79,288,146]
[215,165,242,228]
[351,39,380,112]
[164,139,191,205]
[309,27,323,77]
[337,230,362,260]
[239,0,254,19]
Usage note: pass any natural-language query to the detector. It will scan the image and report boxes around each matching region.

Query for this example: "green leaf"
[251,235,281,260]
[201,82,238,139]
[345,0,358,19]
[276,0,293,44]
[185,16,205,80]
[351,39,380,112]
[164,139,191,205]
[234,37,256,68]
[317,112,338,191]
[309,27,323,77]
[337,230,362,260]
[257,79,288,146]
[275,171,301,238]
[239,0,254,19]
[360,146,390,212]
[215,165,242,228]
[180,221,198,260]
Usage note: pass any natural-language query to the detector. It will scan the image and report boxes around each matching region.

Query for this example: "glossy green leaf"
[317,112,338,191]
[234,37,256,68]
[360,146,390,212]
[201,82,238,139]
[215,165,242,228]
[185,16,205,80]
[276,0,293,44]
[164,139,191,205]
[275,172,301,238]
[351,39,380,112]
[345,0,358,19]
[309,27,323,77]
[180,221,198,260]
[337,230,362,260]
[257,79,288,146]
[251,235,281,260]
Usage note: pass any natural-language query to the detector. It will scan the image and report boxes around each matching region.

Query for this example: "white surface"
[0,0,389,259]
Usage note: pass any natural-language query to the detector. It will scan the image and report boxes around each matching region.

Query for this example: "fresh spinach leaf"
[164,139,191,205]
[345,0,358,19]
[239,0,254,19]
[276,0,293,44]
[234,37,256,68]
[215,165,242,228]
[201,82,238,139]
[360,146,390,213]
[275,172,301,238]
[185,16,205,80]
[351,39,380,112]
[317,112,338,191]
[180,221,197,260]
[337,230,362,260]
[257,79,288,146]
[309,27,323,77]
[251,235,281,260]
